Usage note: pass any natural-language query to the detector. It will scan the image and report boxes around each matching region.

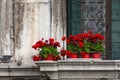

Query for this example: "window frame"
[105,0,112,59]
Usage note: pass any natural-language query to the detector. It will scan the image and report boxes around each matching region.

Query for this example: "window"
[67,0,106,35]
[67,0,81,36]
[67,0,120,59]
[111,0,120,59]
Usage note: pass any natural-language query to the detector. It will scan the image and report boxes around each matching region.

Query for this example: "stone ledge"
[0,64,42,77]
[14,0,50,4]
[36,59,117,71]
[35,59,120,80]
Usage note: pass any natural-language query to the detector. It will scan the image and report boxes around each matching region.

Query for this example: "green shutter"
[67,0,81,36]
[112,0,120,59]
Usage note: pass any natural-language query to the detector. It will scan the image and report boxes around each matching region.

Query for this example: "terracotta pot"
[92,53,101,58]
[82,53,90,58]
[44,54,54,60]
[54,56,61,61]
[70,54,78,58]
[33,55,41,61]
[80,51,86,55]
[61,52,66,57]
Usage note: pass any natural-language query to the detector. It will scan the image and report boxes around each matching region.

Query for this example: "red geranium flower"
[66,50,72,57]
[62,36,66,41]
[49,38,54,43]
[32,45,38,50]
[82,33,89,38]
[69,35,74,41]
[95,33,104,40]
[36,40,42,45]
[60,49,66,57]
[54,42,60,47]
[79,42,84,48]
[90,34,96,39]
[67,39,70,44]
[76,34,81,37]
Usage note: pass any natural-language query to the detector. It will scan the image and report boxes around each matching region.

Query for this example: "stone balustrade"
[35,59,120,80]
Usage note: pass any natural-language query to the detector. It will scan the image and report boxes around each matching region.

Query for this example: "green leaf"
[40,46,59,58]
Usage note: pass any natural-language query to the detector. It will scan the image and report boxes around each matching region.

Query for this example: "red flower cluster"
[65,30,104,46]
[61,30,105,58]
[32,38,61,61]
[32,38,60,50]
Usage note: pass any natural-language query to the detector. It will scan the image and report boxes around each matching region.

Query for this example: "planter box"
[35,59,120,80]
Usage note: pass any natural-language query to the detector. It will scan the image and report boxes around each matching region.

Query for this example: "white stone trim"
[0,65,42,77]
[36,59,120,80]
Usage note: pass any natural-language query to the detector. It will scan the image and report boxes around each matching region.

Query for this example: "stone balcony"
[0,63,47,80]
[1,59,120,80]
[35,59,120,80]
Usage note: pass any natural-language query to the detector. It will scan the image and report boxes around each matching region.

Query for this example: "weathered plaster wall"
[0,0,14,55]
[51,0,67,50]
[0,0,67,66]
[14,0,51,66]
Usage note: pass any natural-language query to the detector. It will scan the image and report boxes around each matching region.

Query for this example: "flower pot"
[33,55,41,61]
[82,54,90,58]
[92,53,101,58]
[70,54,78,58]
[61,52,66,57]
[80,51,86,55]
[55,56,61,61]
[44,54,54,60]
